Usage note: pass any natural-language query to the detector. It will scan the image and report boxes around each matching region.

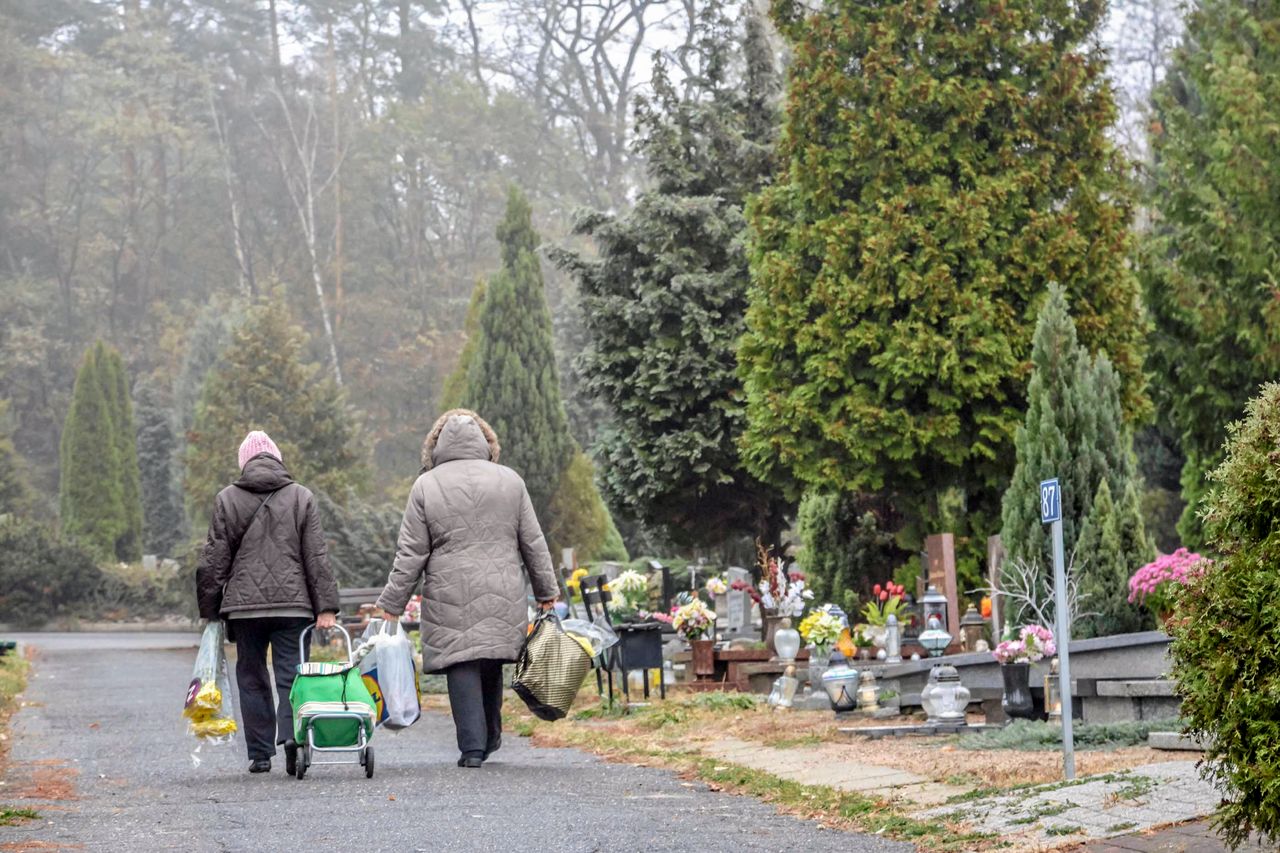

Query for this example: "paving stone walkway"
[1073,818,1270,851]
[706,737,968,806]
[920,760,1217,847]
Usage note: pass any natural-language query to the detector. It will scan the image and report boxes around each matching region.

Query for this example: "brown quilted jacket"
[195,454,340,620]
[376,412,559,672]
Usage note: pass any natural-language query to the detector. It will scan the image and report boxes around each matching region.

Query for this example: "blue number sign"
[1040,478,1061,524]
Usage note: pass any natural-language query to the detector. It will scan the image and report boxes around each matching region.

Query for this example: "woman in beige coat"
[377,410,559,767]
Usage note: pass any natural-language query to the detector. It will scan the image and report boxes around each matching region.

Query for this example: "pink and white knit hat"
[238,431,282,470]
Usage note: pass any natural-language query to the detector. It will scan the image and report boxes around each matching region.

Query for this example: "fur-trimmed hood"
[420,409,501,471]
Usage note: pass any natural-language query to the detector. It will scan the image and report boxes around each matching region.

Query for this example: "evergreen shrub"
[1170,383,1280,848]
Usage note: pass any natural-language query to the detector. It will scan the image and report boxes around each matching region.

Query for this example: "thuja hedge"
[1170,383,1280,848]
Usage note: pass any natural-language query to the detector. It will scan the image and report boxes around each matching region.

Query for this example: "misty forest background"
[0,0,1255,625]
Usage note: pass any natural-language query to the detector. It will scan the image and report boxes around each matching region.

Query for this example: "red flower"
[879,591,889,602]
[873,584,882,596]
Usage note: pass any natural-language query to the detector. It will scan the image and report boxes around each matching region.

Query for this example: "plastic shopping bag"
[356,620,420,730]
[560,618,619,658]
[184,621,237,765]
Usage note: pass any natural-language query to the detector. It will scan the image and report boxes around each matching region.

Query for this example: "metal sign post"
[1040,478,1076,781]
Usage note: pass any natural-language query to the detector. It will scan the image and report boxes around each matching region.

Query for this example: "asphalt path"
[0,633,911,852]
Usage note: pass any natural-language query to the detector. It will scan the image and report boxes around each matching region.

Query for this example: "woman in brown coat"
[195,430,340,775]
[376,410,559,767]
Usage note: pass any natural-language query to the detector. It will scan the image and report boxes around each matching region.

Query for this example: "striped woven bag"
[511,613,594,721]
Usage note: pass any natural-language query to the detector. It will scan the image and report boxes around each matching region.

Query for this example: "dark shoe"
[249,759,271,774]
[483,735,501,760]
[457,754,484,768]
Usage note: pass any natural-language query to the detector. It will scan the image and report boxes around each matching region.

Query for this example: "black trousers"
[233,616,313,760]
[445,659,504,758]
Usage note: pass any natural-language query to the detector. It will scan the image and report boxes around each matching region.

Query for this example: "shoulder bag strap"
[228,485,285,564]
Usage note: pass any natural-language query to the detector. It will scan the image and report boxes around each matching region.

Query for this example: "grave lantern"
[884,614,903,663]
[921,584,949,632]
[920,664,970,724]
[1045,657,1063,723]
[856,669,880,712]
[917,613,951,657]
[959,605,985,653]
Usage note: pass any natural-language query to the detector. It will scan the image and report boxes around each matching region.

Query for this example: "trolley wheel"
[296,746,310,780]
[284,740,298,777]
[364,746,374,778]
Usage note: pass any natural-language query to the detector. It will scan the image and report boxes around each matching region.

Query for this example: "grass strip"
[0,653,36,825]
[0,807,39,826]
[521,716,995,851]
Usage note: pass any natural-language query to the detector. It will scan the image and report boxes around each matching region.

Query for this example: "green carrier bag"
[290,640,377,748]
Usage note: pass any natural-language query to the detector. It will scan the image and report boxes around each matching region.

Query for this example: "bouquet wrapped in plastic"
[184,622,238,747]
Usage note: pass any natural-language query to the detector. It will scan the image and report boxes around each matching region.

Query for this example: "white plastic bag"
[357,619,420,730]
[560,618,619,657]
[184,621,237,766]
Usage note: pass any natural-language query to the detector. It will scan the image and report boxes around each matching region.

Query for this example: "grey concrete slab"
[0,633,910,852]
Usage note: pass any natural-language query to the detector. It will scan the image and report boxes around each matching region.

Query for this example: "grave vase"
[691,639,716,679]
[1000,662,1036,720]
[762,612,785,648]
[773,618,802,662]
[807,645,830,688]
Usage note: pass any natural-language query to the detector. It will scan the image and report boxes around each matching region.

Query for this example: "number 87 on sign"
[1040,479,1062,524]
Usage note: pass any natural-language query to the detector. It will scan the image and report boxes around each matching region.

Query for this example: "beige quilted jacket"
[376,412,559,672]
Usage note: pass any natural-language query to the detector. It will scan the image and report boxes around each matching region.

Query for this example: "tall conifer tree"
[740,0,1146,546]
[60,342,143,561]
[552,6,786,545]
[135,381,185,557]
[1001,287,1138,570]
[185,295,368,510]
[462,187,621,557]
[462,187,576,518]
[102,346,143,561]
[1140,0,1280,547]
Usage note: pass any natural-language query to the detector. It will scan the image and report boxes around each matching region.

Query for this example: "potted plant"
[799,605,843,683]
[606,569,665,673]
[1128,548,1207,626]
[673,598,718,678]
[992,624,1056,719]
[858,581,908,650]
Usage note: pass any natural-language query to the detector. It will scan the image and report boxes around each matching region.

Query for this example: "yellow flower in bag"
[192,717,238,739]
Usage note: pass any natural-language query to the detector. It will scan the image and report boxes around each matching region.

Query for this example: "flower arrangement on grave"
[401,594,422,624]
[705,575,728,596]
[1127,548,1207,621]
[671,598,716,641]
[860,581,908,626]
[730,545,813,618]
[606,569,650,619]
[992,624,1056,665]
[799,606,843,658]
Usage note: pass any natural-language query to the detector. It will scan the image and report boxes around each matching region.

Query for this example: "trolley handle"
[299,623,355,667]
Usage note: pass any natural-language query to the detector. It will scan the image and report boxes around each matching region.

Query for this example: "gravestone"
[987,535,1006,638]
[725,566,752,635]
[924,533,961,649]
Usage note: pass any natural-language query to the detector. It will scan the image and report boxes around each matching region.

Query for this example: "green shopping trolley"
[286,624,377,780]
